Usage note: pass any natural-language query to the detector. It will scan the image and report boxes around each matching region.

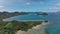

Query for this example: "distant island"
[0,11,48,20]
[37,13,48,16]
[0,12,29,20]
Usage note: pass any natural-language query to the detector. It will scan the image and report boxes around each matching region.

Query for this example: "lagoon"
[3,13,60,34]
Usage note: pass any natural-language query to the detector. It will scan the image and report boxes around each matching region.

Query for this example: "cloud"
[56,4,60,6]
[32,0,46,1]
[40,1,44,4]
[15,0,46,3]
[0,5,4,12]
[0,6,4,9]
[3,0,47,5]
[30,0,42,2]
[47,8,60,10]
[0,5,5,12]
[26,2,31,5]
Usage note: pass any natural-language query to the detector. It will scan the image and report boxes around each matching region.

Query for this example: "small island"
[37,13,48,16]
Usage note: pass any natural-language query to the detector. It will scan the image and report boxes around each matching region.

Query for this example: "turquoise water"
[3,13,60,34]
[3,14,47,21]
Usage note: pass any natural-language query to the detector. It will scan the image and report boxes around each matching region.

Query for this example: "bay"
[3,13,60,34]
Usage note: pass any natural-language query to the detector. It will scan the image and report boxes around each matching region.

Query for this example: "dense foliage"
[0,12,48,34]
[0,20,44,34]
[0,12,28,20]
[0,12,48,20]
[37,13,48,16]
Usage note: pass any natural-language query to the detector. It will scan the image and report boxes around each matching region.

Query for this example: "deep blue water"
[3,13,60,34]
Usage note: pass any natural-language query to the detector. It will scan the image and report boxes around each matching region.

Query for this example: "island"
[0,11,48,34]
[0,11,29,20]
[37,13,48,16]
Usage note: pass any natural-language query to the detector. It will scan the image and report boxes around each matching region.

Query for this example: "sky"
[0,0,60,12]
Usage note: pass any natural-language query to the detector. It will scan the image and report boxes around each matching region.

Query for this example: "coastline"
[16,22,49,34]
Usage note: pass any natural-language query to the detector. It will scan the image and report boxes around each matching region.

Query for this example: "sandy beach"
[16,22,49,34]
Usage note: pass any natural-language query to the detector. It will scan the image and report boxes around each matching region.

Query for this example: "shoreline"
[16,22,49,34]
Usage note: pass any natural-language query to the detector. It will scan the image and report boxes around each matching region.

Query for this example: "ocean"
[3,13,60,34]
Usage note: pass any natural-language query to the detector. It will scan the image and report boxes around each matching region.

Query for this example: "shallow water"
[16,22,48,34]
[3,13,60,34]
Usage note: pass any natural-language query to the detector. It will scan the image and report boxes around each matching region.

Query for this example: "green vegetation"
[0,30,5,34]
[0,20,46,34]
[0,12,48,34]
[37,13,48,16]
[0,12,48,20]
[0,12,28,20]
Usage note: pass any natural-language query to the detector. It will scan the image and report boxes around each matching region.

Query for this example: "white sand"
[16,22,49,34]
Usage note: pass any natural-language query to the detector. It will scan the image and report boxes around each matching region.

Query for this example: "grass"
[0,20,47,34]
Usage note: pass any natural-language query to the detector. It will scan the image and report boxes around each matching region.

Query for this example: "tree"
[3,21,43,34]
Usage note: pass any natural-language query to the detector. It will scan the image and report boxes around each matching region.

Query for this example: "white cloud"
[47,8,60,10]
[0,6,4,7]
[40,1,44,4]
[26,2,31,5]
[56,4,60,6]
[0,6,4,9]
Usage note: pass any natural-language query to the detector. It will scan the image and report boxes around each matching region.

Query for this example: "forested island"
[0,20,48,34]
[0,11,48,34]
[0,12,48,20]
[0,12,28,20]
[37,13,48,16]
